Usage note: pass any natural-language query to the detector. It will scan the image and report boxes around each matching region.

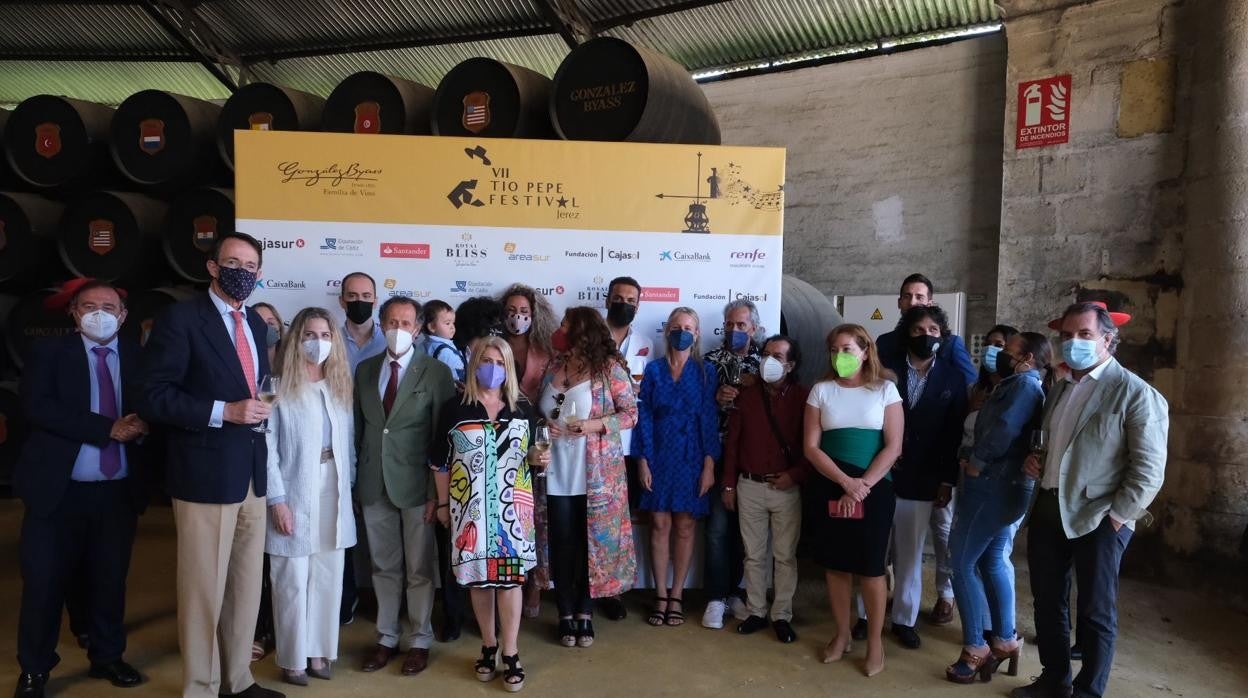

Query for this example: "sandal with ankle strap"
[665,598,685,627]
[558,618,577,647]
[475,645,498,682]
[647,597,669,627]
[502,653,525,692]
[945,647,990,684]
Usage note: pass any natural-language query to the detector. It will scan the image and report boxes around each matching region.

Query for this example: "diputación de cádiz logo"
[447,145,582,220]
[655,153,784,234]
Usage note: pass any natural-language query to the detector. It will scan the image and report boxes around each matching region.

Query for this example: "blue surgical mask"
[475,362,507,389]
[1062,338,1101,371]
[729,330,750,351]
[982,345,1001,373]
[667,329,695,351]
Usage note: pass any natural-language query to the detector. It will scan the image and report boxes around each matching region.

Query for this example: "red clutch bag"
[828,500,864,520]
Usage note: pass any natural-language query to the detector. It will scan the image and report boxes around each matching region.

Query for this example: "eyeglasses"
[550,392,566,421]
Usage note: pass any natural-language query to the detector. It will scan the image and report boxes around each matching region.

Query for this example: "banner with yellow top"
[235,130,786,351]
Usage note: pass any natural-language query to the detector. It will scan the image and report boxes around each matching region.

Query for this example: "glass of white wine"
[254,375,279,434]
[532,423,551,478]
[562,400,581,438]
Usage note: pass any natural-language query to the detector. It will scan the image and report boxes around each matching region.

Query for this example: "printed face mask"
[505,313,531,335]
[907,334,941,360]
[216,265,257,303]
[301,338,332,365]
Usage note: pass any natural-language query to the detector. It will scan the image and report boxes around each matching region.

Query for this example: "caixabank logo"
[255,278,307,291]
[658,250,711,263]
[446,232,487,267]
[447,146,582,221]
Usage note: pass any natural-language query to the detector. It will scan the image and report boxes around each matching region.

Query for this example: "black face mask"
[907,334,941,360]
[607,302,637,327]
[995,352,1016,379]
[345,300,374,325]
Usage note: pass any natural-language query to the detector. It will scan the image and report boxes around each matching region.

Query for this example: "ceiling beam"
[243,26,554,63]
[532,0,593,49]
[139,0,244,90]
[594,0,734,32]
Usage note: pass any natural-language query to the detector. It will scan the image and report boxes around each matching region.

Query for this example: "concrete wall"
[1000,0,1248,584]
[701,36,1007,335]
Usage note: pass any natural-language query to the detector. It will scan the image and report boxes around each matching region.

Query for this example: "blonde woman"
[803,324,903,677]
[432,337,548,692]
[634,307,720,628]
[265,307,357,685]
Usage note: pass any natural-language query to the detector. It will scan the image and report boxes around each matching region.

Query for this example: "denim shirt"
[970,369,1045,480]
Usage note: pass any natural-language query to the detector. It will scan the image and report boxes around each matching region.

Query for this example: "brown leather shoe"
[361,644,398,672]
[401,647,430,676]
[929,598,956,626]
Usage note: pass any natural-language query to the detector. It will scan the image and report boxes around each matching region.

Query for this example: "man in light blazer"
[1014,302,1168,698]
[354,297,454,676]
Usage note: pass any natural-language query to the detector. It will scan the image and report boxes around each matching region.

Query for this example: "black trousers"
[254,554,274,642]
[548,495,592,617]
[436,521,465,628]
[1028,490,1132,698]
[339,546,358,624]
[18,480,138,674]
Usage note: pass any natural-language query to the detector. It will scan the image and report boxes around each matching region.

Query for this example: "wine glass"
[253,375,279,434]
[1030,429,1047,456]
[562,400,581,436]
[724,357,744,410]
[532,424,551,479]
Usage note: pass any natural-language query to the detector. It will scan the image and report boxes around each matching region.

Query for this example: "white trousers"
[890,497,955,627]
[270,548,345,670]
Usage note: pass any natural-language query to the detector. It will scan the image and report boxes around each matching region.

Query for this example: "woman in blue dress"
[635,307,720,628]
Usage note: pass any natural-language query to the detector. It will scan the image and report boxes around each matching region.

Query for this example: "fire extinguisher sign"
[1016,75,1072,149]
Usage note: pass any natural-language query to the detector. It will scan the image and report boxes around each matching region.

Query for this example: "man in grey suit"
[353,297,454,676]
[1013,302,1168,698]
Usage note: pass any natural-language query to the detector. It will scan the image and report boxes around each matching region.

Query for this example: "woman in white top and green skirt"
[803,324,903,678]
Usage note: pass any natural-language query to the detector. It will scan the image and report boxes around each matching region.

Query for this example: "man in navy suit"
[883,304,969,649]
[14,279,149,698]
[143,232,282,698]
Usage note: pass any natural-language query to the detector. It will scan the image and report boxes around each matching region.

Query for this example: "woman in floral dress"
[433,336,549,692]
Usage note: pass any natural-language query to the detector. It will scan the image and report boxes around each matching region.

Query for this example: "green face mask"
[833,351,862,378]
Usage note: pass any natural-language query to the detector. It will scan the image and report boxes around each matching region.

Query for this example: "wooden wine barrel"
[164,187,232,283]
[218,83,325,169]
[110,90,224,189]
[0,192,65,286]
[0,108,23,190]
[433,58,553,138]
[4,289,76,369]
[57,191,169,283]
[4,95,117,189]
[120,286,197,348]
[550,37,721,145]
[0,381,27,491]
[323,72,434,135]
[778,274,844,388]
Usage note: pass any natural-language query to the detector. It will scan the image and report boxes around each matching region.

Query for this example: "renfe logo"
[380,243,431,259]
[730,249,766,262]
[642,287,680,302]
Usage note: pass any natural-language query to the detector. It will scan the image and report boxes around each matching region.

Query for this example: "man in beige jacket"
[1013,302,1168,698]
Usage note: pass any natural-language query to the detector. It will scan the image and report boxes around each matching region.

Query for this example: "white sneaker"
[701,599,726,629]
[728,596,750,621]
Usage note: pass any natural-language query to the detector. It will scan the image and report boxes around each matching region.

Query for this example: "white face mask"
[79,310,120,342]
[760,356,786,384]
[301,338,332,365]
[385,328,414,357]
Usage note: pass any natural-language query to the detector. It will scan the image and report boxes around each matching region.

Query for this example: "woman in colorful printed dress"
[432,336,549,692]
[635,307,721,628]
[537,307,638,649]
[803,324,903,678]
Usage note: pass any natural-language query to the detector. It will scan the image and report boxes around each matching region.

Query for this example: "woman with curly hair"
[498,283,557,400]
[536,306,638,648]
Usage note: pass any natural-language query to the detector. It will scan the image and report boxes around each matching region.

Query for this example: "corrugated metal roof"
[0,0,1000,105]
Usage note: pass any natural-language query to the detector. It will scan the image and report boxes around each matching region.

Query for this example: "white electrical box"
[841,292,967,340]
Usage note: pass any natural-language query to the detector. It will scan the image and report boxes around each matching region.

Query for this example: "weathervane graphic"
[655,152,716,233]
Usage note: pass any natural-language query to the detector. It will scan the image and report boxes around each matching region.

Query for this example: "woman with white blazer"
[265,307,358,686]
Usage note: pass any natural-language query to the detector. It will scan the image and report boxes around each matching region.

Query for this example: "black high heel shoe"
[558,618,577,647]
[576,618,595,648]
[502,653,525,692]
[475,645,498,682]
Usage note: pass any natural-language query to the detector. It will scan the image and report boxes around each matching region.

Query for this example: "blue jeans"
[949,471,1033,647]
[703,485,743,599]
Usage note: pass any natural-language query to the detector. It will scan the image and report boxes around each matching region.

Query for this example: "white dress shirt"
[616,326,653,457]
[377,345,416,398]
[208,287,261,428]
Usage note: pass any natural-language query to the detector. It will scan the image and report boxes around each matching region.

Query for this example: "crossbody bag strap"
[759,385,794,463]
